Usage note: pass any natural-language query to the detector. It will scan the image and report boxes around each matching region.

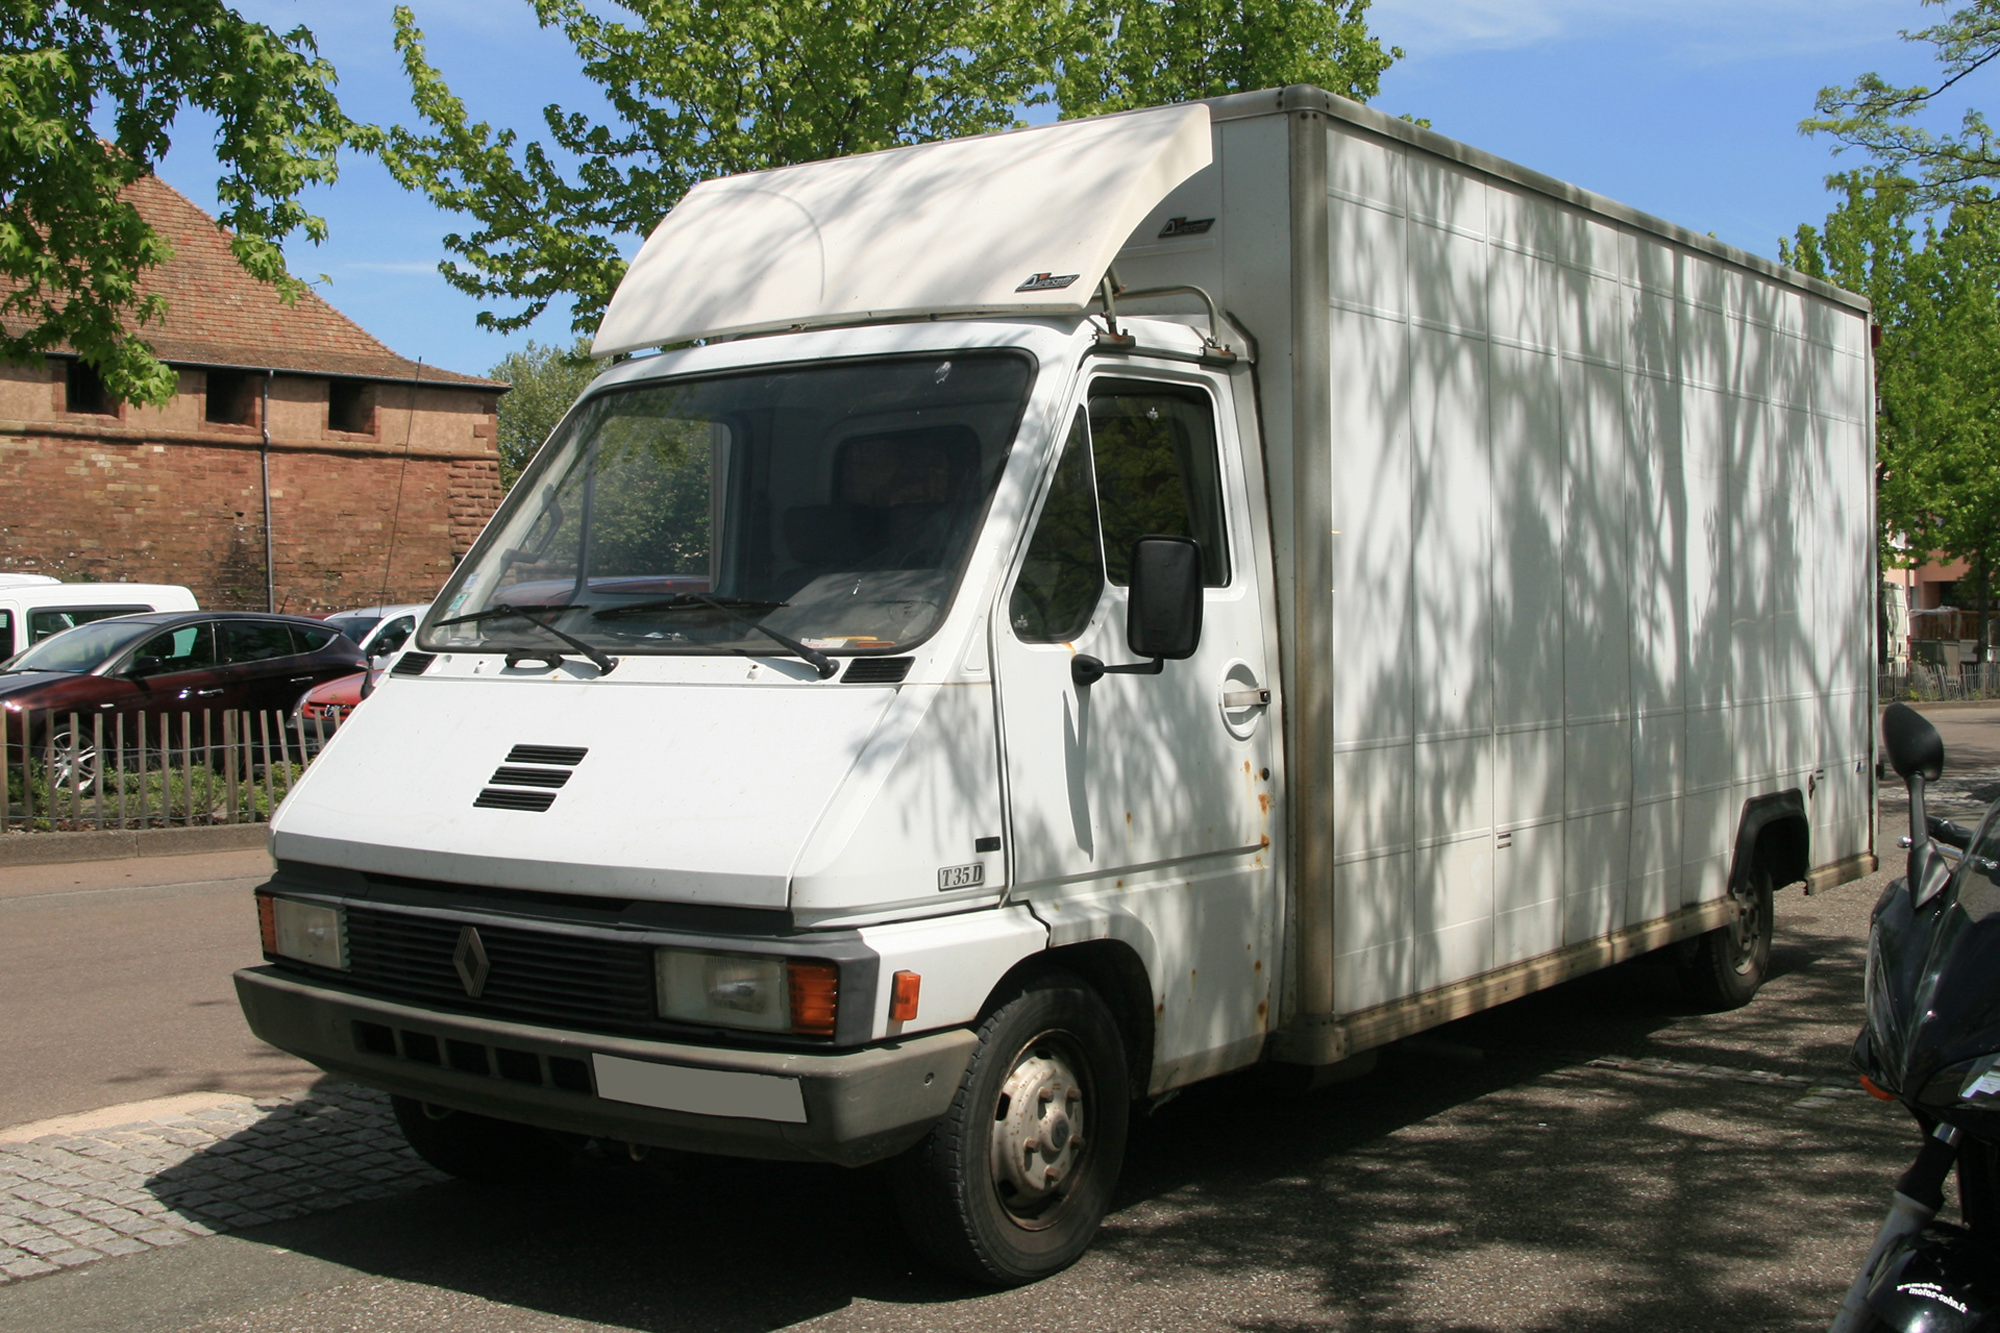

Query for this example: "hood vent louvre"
[842,657,914,684]
[490,766,570,789]
[474,788,558,812]
[391,652,436,676]
[504,744,588,766]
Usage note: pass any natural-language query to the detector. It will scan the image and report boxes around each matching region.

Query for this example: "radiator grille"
[342,907,656,1032]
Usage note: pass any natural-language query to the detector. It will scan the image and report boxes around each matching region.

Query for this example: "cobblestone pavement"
[0,1084,439,1285]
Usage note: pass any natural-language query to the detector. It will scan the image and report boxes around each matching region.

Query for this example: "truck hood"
[271,676,896,909]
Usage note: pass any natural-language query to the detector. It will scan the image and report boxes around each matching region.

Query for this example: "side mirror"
[1882,702,1943,781]
[1126,535,1203,661]
[1072,535,1204,688]
[1883,703,1949,906]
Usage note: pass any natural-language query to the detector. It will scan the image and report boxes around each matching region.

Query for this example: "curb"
[0,823,268,868]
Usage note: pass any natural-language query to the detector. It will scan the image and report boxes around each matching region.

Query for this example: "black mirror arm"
[1908,772,1936,903]
[1072,654,1165,688]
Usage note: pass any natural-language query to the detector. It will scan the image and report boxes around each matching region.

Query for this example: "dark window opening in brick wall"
[205,369,257,426]
[63,359,116,415]
[328,379,375,434]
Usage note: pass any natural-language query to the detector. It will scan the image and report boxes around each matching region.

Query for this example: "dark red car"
[0,610,366,771]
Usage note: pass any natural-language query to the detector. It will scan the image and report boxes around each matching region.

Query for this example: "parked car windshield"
[423,352,1034,658]
[325,614,381,643]
[3,619,155,673]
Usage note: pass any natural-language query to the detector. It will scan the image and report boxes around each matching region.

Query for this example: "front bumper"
[235,966,974,1167]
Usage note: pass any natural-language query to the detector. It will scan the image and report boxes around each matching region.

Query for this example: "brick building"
[0,176,507,612]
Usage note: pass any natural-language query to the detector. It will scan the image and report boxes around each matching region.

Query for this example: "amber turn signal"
[889,970,921,1022]
[256,893,277,953]
[788,961,840,1036]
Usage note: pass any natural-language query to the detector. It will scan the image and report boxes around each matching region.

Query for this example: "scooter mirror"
[1883,702,1945,782]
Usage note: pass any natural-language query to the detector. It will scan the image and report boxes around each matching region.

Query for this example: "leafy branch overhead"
[0,2,352,405]
[1785,175,2000,581]
[1804,0,2000,210]
[370,0,1400,341]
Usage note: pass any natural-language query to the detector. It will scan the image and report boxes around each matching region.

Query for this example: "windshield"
[423,352,1034,659]
[326,614,381,643]
[5,618,155,673]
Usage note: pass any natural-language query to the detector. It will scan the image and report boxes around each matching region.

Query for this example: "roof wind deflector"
[592,104,1213,355]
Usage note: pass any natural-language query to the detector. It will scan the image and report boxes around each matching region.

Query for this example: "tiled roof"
[21,175,505,389]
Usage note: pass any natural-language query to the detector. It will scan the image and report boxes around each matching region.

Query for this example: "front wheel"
[1680,865,1774,1009]
[890,972,1130,1285]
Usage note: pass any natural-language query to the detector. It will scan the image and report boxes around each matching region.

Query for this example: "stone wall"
[0,361,505,613]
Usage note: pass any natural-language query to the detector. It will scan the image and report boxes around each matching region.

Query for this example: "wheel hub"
[992,1041,1086,1205]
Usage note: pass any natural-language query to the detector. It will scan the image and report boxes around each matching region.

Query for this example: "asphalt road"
[3,705,1994,1330]
[0,849,319,1131]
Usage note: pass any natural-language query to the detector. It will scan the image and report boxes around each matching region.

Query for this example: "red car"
[292,667,379,727]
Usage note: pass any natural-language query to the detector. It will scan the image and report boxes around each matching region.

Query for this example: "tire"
[1680,864,1774,1010]
[390,1095,575,1185]
[890,971,1130,1285]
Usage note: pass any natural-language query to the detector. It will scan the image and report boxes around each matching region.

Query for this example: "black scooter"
[1828,703,2000,1331]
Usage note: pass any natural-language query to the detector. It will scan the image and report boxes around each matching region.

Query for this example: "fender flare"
[1730,789,1810,890]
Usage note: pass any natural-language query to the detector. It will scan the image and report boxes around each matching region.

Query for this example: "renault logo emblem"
[453,925,490,998]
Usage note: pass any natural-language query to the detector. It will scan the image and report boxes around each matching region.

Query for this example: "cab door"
[992,364,1280,1092]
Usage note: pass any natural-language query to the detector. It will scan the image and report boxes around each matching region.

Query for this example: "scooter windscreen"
[1864,805,2000,1123]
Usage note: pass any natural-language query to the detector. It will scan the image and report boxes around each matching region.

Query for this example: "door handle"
[194,688,224,698]
[1221,688,1271,708]
[288,676,313,683]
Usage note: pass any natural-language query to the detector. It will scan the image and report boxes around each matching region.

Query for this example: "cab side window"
[1009,411,1103,643]
[132,623,216,675]
[1087,381,1229,587]
[222,621,296,664]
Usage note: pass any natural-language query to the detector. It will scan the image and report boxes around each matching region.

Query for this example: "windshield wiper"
[593,593,833,678]
[593,595,786,619]
[432,603,617,675]
[665,592,834,678]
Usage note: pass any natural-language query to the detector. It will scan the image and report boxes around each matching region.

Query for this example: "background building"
[0,176,506,612]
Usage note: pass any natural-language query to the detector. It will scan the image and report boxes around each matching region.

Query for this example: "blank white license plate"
[591,1053,807,1123]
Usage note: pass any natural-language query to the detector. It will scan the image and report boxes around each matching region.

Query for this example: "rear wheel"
[390,1096,575,1185]
[890,972,1129,1285]
[1680,864,1774,1009]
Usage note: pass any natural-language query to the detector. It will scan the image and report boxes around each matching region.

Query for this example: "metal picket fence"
[1881,662,2000,703]
[1,706,347,833]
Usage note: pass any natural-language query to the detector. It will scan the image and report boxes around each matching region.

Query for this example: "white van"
[0,574,199,661]
[235,87,1877,1283]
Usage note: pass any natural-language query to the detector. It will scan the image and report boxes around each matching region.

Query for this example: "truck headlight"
[654,948,838,1037]
[257,894,348,971]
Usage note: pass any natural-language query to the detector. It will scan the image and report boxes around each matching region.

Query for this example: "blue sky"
[156,0,1962,379]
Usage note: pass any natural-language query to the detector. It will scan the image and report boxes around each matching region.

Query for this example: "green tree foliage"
[371,0,1401,341]
[1804,0,2000,211]
[0,2,351,405]
[1784,174,2000,644]
[488,336,599,488]
[1058,0,1397,116]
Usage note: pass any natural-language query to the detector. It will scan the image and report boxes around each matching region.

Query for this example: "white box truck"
[235,86,1878,1282]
